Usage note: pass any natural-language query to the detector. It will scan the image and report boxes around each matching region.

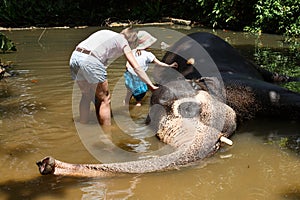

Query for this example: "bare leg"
[77,80,94,124]
[79,94,92,123]
[95,81,111,125]
[124,90,132,105]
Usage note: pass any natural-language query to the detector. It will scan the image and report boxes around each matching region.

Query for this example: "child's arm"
[152,58,178,68]
[124,48,158,90]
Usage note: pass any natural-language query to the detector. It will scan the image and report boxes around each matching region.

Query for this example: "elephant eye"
[177,102,201,118]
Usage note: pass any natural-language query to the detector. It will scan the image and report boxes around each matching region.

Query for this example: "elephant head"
[147,79,236,149]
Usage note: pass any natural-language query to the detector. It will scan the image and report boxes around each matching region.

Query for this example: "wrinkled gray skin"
[37,32,299,177]
[155,32,300,121]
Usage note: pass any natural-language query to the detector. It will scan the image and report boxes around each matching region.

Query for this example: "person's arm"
[152,58,178,68]
[124,47,158,90]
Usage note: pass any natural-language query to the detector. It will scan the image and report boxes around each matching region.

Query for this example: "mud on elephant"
[37,32,300,177]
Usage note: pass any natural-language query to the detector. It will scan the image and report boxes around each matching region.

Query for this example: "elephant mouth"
[156,115,233,149]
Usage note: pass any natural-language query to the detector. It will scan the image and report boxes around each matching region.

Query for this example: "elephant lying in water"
[37,32,299,177]
[37,81,236,177]
[154,32,300,121]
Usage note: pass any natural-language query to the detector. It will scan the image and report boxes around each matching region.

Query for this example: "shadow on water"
[0,176,83,200]
[281,191,300,200]
[0,173,143,200]
[237,117,300,155]
[1,168,300,200]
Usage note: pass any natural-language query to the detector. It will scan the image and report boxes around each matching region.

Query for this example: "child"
[124,31,177,106]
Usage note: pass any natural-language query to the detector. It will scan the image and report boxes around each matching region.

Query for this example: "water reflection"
[81,175,141,199]
[238,118,300,155]
[0,26,299,200]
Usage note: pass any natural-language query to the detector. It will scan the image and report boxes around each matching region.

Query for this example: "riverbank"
[0,18,198,31]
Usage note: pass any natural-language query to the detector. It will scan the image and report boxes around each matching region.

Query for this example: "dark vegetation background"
[0,0,299,37]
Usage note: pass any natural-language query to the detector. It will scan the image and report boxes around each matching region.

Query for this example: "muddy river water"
[0,26,299,200]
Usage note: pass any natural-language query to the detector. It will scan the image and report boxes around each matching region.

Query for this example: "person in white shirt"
[70,28,158,125]
[124,31,177,106]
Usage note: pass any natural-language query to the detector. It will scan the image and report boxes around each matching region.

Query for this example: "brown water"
[0,26,299,200]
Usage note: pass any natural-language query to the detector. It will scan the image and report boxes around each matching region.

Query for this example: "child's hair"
[134,49,142,57]
[121,27,138,49]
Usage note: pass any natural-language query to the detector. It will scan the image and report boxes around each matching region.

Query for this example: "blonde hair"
[120,27,138,49]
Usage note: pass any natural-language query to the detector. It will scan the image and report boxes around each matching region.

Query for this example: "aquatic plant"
[0,60,13,79]
[0,32,16,53]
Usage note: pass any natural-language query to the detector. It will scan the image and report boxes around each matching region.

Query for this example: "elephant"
[37,32,299,177]
[153,32,300,122]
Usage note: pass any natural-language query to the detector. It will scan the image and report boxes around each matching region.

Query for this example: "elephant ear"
[191,77,226,102]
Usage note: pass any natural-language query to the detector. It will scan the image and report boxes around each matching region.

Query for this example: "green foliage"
[210,0,236,27]
[0,32,16,53]
[0,0,86,27]
[0,0,299,36]
[244,0,300,37]
[131,1,164,23]
[279,137,289,148]
[202,0,239,28]
[194,0,258,30]
[253,38,300,92]
[267,136,300,155]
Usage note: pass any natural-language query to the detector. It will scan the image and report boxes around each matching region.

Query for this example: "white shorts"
[69,51,107,84]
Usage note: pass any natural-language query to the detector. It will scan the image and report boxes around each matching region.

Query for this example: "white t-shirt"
[127,49,156,76]
[77,30,129,65]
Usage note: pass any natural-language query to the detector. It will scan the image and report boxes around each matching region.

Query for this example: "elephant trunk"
[36,123,231,177]
[36,149,189,177]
